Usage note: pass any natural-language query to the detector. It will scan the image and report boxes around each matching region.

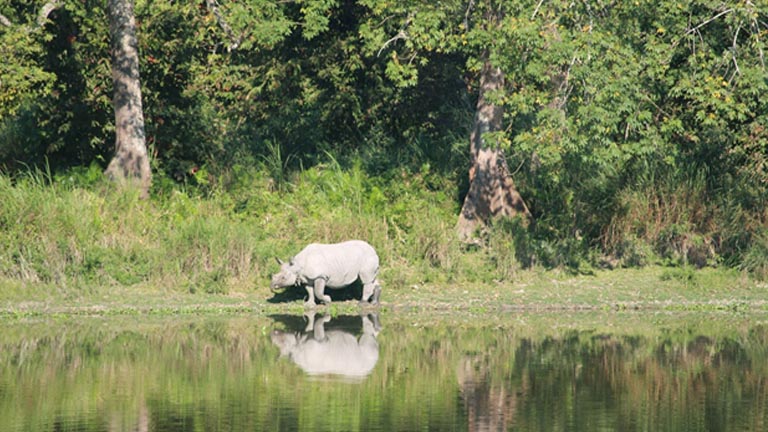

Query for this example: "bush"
[741,232,768,281]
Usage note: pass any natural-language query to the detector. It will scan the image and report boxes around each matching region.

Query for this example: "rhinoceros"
[270,240,382,307]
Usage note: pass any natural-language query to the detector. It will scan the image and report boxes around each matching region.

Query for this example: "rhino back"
[295,241,378,288]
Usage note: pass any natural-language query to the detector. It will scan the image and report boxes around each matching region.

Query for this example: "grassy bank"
[1,266,766,317]
[0,162,465,296]
[0,164,766,316]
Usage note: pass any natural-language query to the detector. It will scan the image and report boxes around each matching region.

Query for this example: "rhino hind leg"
[313,278,332,305]
[304,285,316,308]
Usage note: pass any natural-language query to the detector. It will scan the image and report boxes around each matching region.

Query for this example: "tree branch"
[731,23,741,78]
[377,30,408,57]
[0,13,12,27]
[36,0,62,28]
[531,0,545,19]
[464,0,475,30]
[0,0,61,30]
[685,8,733,35]
[376,13,413,57]
[204,0,242,51]
[746,0,766,70]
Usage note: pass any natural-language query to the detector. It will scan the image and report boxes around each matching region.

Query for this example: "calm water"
[1,311,766,431]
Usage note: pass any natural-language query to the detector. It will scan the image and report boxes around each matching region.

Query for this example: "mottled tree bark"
[105,0,151,198]
[456,58,530,242]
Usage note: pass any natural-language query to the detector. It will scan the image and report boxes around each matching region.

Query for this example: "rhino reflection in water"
[271,312,381,379]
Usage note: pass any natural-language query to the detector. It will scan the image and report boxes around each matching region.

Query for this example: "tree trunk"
[457,59,530,242]
[104,0,151,198]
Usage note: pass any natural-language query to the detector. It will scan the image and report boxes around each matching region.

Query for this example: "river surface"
[1,310,766,431]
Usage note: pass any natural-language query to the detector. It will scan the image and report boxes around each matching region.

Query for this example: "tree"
[1,0,150,193]
[0,1,59,167]
[361,0,530,241]
[2,0,346,186]
[104,0,151,198]
[455,5,530,242]
[457,56,530,241]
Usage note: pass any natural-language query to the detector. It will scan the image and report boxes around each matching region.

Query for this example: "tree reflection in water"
[0,314,765,431]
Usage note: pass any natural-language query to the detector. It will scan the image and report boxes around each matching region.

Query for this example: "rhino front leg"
[361,280,381,305]
[372,281,382,305]
[312,314,331,341]
[304,285,316,308]
[361,282,374,304]
[313,278,332,305]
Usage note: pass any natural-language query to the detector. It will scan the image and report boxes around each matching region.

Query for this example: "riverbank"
[1,266,765,317]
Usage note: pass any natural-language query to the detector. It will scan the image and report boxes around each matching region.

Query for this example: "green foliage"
[1,0,767,277]
[0,26,55,120]
[0,6,57,168]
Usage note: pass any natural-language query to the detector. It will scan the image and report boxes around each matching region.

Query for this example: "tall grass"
[0,162,472,295]
[605,169,713,268]
[600,164,768,275]
[1,157,765,297]
[0,171,266,294]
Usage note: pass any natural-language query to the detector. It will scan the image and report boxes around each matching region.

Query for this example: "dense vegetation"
[1,0,767,292]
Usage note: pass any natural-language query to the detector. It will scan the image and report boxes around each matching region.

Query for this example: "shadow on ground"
[267,281,364,304]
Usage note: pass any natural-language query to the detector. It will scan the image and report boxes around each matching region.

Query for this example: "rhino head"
[270,330,299,356]
[270,257,301,291]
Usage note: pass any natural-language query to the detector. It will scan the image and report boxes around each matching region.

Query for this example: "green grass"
[0,165,766,317]
[1,266,765,317]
